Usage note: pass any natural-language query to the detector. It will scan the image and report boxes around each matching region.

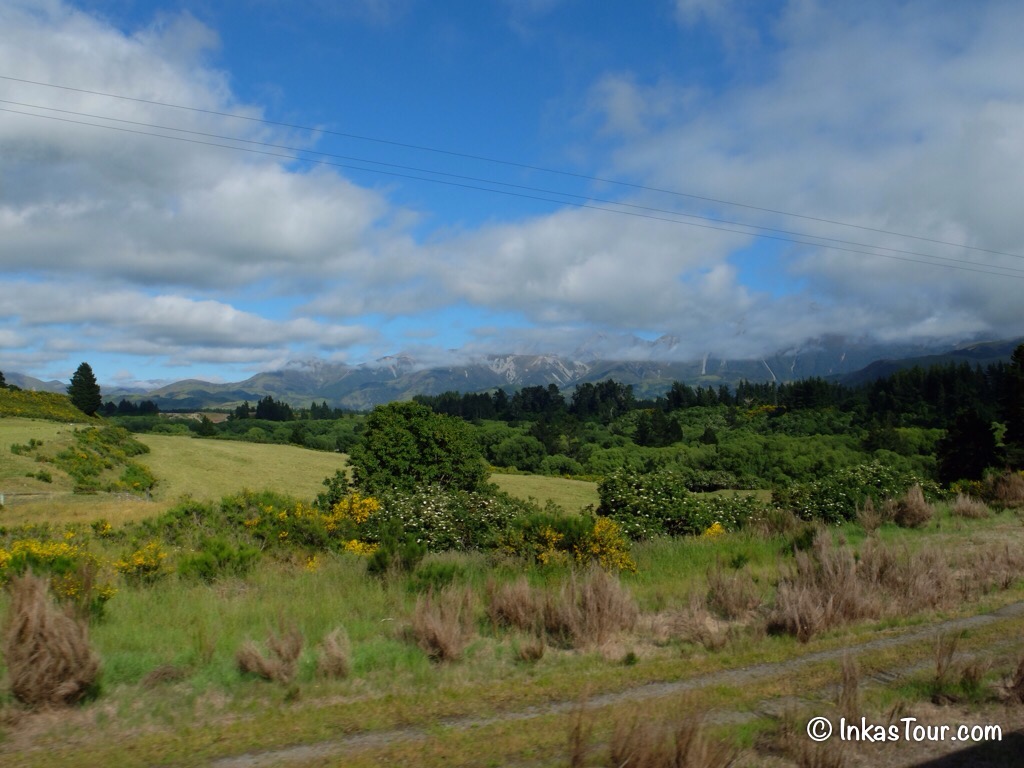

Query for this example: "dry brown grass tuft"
[837,654,861,722]
[892,484,934,528]
[141,663,189,689]
[2,572,101,708]
[951,493,990,519]
[410,585,476,662]
[236,624,304,684]
[1007,657,1024,704]
[543,567,638,648]
[706,563,762,620]
[856,496,883,533]
[992,471,1024,508]
[609,711,736,768]
[672,593,730,651]
[766,533,968,642]
[316,627,351,680]
[567,697,592,768]
[750,506,803,537]
[513,634,546,663]
[761,710,847,768]
[485,577,540,633]
[767,534,874,642]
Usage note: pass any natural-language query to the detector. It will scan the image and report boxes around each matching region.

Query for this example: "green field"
[137,433,347,502]
[1,419,599,525]
[491,471,600,511]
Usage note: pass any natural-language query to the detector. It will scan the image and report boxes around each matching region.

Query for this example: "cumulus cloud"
[0,1,396,290]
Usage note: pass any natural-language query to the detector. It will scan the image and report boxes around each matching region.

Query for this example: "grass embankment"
[0,389,94,423]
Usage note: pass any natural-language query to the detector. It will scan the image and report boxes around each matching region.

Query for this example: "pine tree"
[67,362,102,416]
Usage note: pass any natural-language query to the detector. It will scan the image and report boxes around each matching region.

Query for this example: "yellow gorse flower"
[702,521,726,538]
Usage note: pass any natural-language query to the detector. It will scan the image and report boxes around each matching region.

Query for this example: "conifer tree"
[67,362,102,416]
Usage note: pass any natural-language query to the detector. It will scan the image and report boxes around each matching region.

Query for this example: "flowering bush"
[0,537,116,619]
[773,461,939,524]
[597,470,766,539]
[113,542,169,585]
[500,512,636,572]
[359,487,536,552]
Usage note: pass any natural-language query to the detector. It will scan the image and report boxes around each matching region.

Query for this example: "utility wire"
[5,97,1017,269]
[2,73,1020,261]
[4,104,1024,281]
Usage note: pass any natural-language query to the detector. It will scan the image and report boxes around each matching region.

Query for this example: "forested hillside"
[109,348,1024,491]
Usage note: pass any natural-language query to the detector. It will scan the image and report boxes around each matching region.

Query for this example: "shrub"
[350,401,488,494]
[363,487,532,552]
[500,511,636,572]
[774,461,937,524]
[178,538,259,583]
[706,564,761,620]
[598,471,767,539]
[766,534,966,642]
[408,561,465,593]
[0,538,115,620]
[2,573,101,708]
[366,519,426,577]
[409,586,476,663]
[113,542,169,585]
[991,471,1024,508]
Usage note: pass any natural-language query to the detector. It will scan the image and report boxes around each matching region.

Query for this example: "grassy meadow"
[1,417,1024,767]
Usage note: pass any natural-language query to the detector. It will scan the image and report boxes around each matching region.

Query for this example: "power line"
[5,96,1019,270]
[2,73,1020,261]
[5,104,1024,282]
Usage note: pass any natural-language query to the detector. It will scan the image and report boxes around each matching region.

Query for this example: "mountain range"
[7,335,1022,411]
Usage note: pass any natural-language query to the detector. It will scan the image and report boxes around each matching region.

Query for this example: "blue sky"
[2,0,1024,388]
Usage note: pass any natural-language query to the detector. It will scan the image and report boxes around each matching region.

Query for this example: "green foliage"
[773,461,938,523]
[490,434,546,472]
[538,454,585,477]
[366,518,426,577]
[113,542,169,586]
[407,561,465,593]
[499,510,636,571]
[117,462,156,492]
[178,537,259,583]
[350,401,488,494]
[362,487,535,552]
[597,470,768,539]
[67,362,102,417]
[50,426,154,493]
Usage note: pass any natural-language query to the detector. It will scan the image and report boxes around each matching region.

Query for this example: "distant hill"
[4,372,67,393]
[837,338,1024,386]
[10,335,1020,411]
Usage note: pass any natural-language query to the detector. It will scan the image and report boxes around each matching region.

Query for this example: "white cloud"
[0,1,398,290]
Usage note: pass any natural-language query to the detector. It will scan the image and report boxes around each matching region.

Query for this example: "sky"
[2,0,1024,388]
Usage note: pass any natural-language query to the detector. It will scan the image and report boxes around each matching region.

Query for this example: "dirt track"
[212,600,1024,768]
